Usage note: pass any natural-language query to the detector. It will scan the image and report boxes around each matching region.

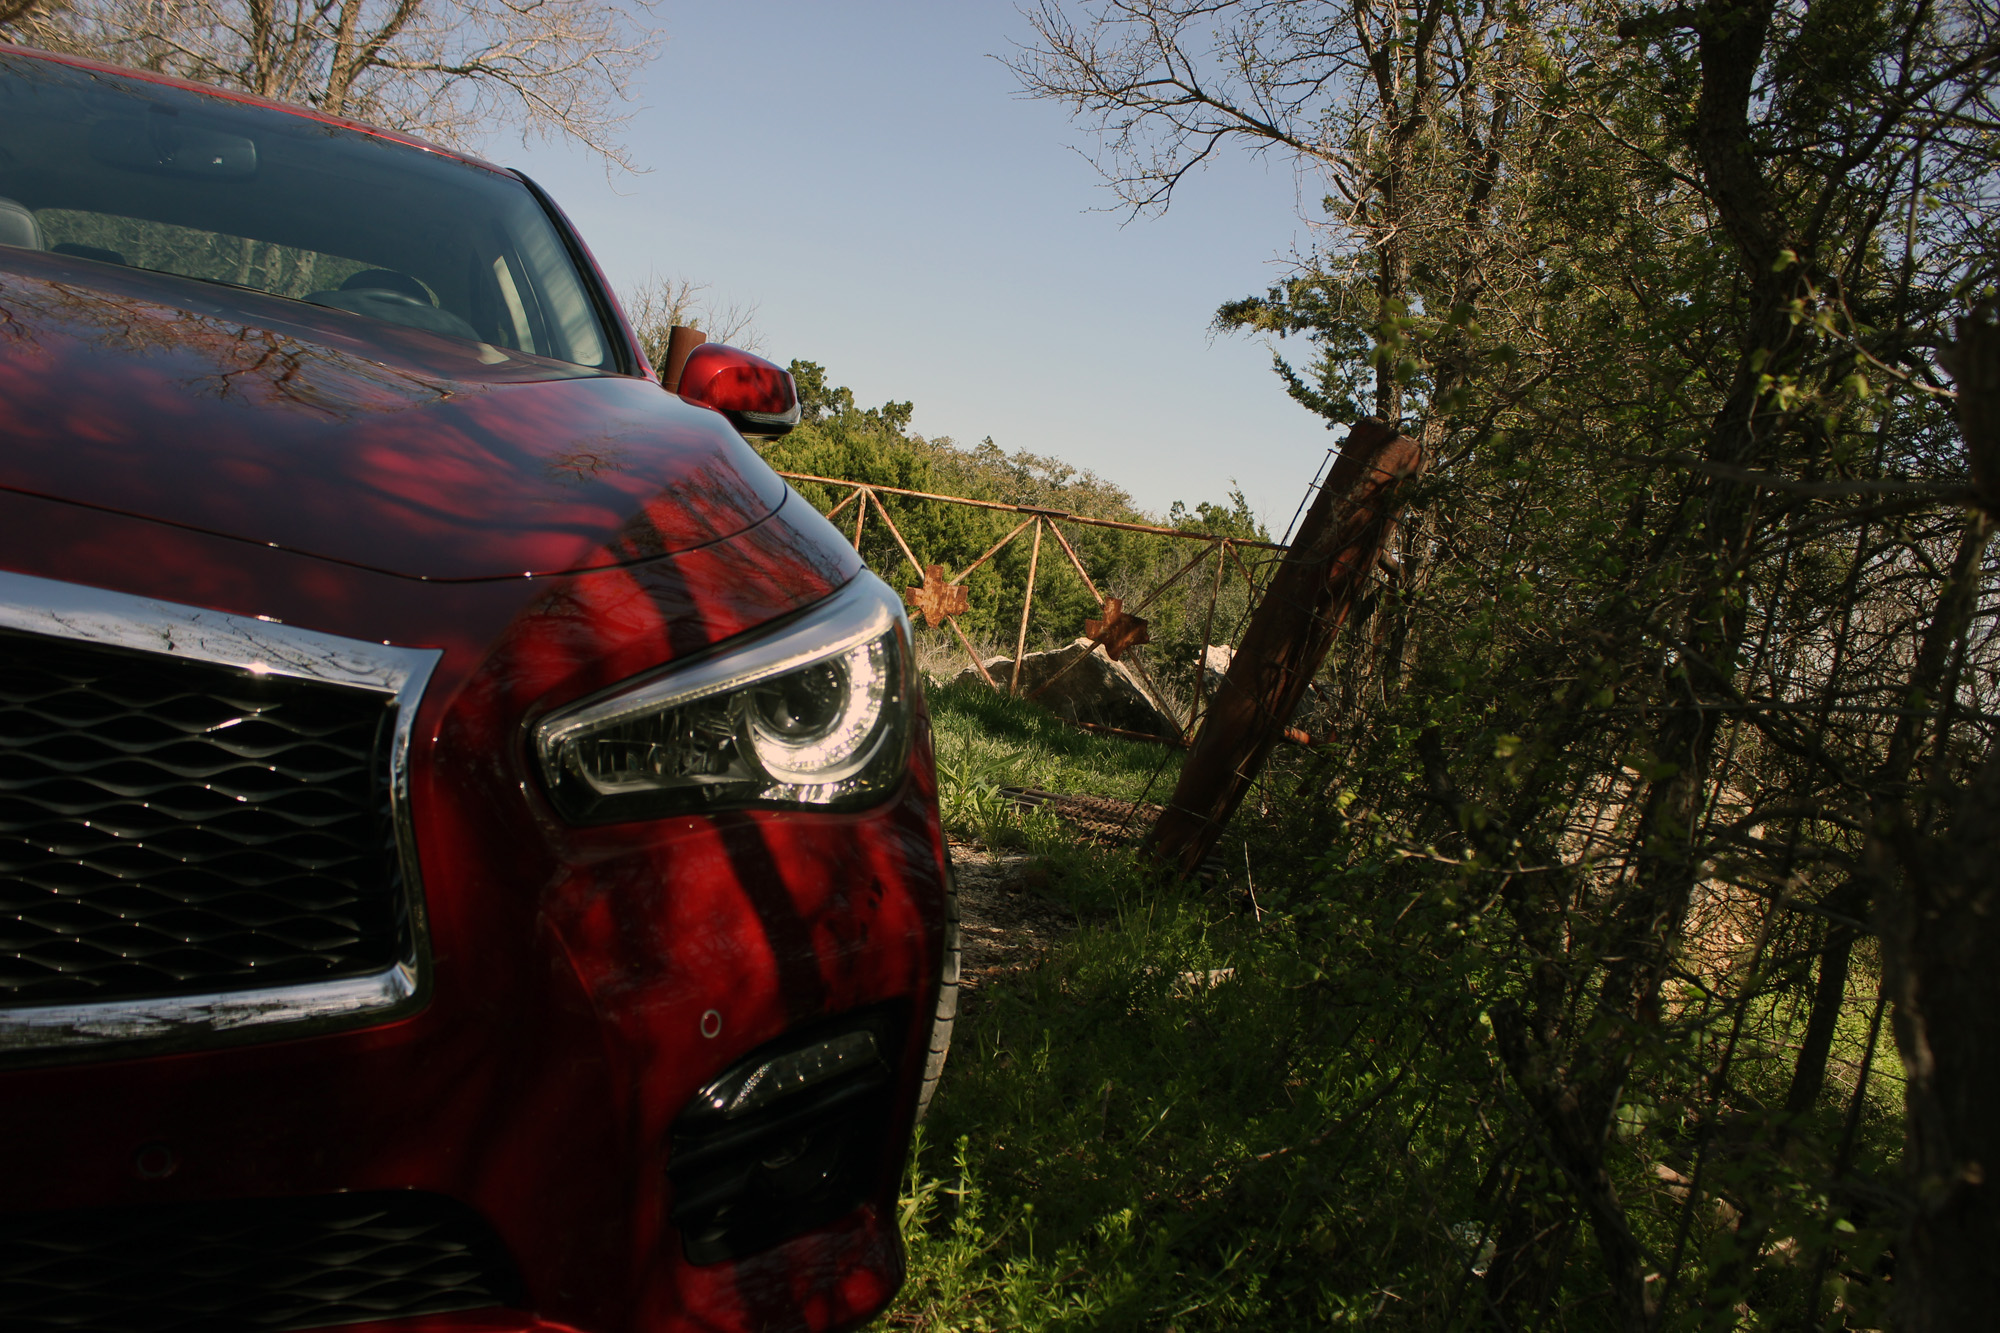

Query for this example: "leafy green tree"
[1019,0,2000,1324]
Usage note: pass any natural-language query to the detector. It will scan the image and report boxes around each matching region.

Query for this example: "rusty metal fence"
[778,472,1288,739]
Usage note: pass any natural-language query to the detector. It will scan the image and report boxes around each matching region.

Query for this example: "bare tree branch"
[13,0,659,168]
[620,274,763,361]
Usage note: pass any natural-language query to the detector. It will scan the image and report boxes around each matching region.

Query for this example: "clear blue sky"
[497,1,1340,529]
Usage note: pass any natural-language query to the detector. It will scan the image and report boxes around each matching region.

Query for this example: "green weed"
[892,685,1902,1330]
[926,678,1181,845]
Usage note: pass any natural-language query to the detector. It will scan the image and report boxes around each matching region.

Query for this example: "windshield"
[0,52,615,369]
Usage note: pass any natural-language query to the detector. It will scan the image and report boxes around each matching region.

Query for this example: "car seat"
[341,269,432,304]
[0,198,43,250]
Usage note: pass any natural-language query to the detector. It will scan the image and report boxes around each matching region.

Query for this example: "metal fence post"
[1008,518,1043,697]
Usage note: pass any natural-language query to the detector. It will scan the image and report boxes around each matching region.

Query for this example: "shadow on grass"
[892,855,1497,1331]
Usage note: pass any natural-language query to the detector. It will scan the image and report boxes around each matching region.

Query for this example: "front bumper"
[0,490,950,1332]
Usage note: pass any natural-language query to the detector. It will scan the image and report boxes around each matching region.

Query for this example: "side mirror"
[676,343,801,440]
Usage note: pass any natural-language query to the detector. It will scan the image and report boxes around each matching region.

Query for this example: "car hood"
[0,249,789,580]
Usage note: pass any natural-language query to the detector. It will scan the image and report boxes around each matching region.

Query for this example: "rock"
[950,655,1013,690]
[1200,643,1235,699]
[951,638,1182,739]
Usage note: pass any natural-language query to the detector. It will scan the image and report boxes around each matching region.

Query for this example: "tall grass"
[894,685,1906,1331]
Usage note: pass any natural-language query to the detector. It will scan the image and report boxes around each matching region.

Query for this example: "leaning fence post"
[1144,419,1425,881]
[1009,518,1043,697]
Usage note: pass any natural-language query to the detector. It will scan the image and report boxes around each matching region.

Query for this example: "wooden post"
[660,325,706,391]
[1144,419,1425,880]
[852,487,868,550]
[1009,518,1043,697]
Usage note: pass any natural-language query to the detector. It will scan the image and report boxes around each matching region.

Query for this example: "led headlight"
[534,574,913,824]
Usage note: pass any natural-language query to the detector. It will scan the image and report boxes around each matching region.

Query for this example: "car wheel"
[914,857,959,1123]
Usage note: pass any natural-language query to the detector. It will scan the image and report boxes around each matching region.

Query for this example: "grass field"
[924,676,1185,859]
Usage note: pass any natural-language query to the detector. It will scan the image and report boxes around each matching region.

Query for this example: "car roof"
[0,41,511,177]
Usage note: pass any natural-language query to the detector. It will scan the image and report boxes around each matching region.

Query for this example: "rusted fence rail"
[777,472,1286,736]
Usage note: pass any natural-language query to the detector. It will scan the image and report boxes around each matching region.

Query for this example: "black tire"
[914,859,960,1123]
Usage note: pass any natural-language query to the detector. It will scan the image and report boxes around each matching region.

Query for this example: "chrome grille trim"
[0,961,419,1051]
[0,571,439,1057]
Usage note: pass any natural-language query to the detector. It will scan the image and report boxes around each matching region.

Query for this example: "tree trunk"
[1783,922,1856,1121]
[1144,418,1424,880]
[1894,745,2000,1329]
[1889,309,2000,1326]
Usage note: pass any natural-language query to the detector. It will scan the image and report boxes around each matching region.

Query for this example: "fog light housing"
[668,1011,901,1264]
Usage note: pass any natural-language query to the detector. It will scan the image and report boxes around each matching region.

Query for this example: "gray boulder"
[951,638,1182,740]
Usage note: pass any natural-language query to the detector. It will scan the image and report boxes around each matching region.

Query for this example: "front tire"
[914,859,959,1122]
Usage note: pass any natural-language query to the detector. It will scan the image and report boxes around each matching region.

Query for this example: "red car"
[0,43,955,1333]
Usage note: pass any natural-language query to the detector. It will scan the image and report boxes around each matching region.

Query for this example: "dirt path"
[949,841,1073,1005]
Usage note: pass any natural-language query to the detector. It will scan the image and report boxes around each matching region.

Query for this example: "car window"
[0,53,614,369]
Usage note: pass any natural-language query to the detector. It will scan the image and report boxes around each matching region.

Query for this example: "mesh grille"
[0,629,406,1005]
[0,1191,521,1332]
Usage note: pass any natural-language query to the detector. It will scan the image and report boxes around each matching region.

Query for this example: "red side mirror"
[676,343,801,440]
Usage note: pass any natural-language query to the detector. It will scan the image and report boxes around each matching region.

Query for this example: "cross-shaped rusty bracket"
[1082,597,1150,661]
[776,471,1290,708]
[906,564,970,629]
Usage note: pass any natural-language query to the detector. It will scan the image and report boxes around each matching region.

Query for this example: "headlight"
[534,574,913,824]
